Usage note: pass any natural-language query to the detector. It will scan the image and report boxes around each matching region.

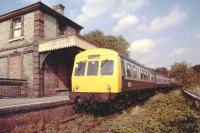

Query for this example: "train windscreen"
[74,62,86,76]
[87,61,99,76]
[101,60,114,75]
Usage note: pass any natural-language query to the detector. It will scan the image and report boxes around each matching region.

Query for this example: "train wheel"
[112,98,125,111]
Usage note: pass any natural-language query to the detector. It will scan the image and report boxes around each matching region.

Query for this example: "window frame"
[100,60,114,76]
[87,61,99,76]
[10,16,24,39]
[125,62,133,79]
[74,61,86,76]
[132,65,137,79]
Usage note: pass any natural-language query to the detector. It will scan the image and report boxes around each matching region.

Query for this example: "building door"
[9,53,22,79]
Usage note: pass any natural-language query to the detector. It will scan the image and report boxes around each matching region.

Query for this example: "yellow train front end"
[70,48,122,104]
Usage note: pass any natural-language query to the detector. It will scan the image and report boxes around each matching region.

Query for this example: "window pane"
[126,63,132,79]
[101,60,114,75]
[74,62,86,76]
[121,60,125,77]
[133,66,137,79]
[13,18,21,29]
[14,29,21,38]
[87,61,99,76]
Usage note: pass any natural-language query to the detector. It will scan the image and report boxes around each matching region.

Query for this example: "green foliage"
[101,90,200,133]
[83,30,129,56]
[142,91,200,133]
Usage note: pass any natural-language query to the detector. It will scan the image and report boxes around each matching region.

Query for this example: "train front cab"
[70,48,122,103]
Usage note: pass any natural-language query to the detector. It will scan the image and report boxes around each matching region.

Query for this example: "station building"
[0,2,96,97]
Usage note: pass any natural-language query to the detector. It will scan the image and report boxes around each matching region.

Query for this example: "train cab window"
[87,61,99,76]
[74,62,86,76]
[126,63,132,79]
[101,60,114,75]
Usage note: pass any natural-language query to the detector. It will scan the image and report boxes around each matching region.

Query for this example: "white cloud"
[75,0,116,24]
[168,48,186,58]
[150,6,187,31]
[129,39,155,54]
[113,14,139,32]
[136,5,187,32]
[120,0,149,12]
[111,0,148,33]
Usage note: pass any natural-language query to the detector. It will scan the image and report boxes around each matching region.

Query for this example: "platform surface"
[0,93,70,116]
[0,94,69,107]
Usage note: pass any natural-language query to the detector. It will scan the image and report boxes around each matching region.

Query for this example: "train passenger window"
[126,63,132,79]
[101,60,114,75]
[133,66,137,79]
[87,61,99,76]
[121,60,125,77]
[140,70,143,80]
[74,62,86,76]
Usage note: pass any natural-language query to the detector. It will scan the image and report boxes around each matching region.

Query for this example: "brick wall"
[8,52,22,79]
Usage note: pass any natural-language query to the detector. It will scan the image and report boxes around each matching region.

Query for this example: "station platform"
[0,94,71,117]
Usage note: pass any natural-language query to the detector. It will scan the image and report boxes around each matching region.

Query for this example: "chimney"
[52,4,65,15]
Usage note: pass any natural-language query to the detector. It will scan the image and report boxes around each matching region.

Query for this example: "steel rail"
[183,89,200,109]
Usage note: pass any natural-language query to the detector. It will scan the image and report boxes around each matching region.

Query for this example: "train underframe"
[69,88,157,113]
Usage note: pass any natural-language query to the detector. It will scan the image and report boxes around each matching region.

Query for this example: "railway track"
[183,89,200,110]
[81,113,119,132]
[39,113,118,133]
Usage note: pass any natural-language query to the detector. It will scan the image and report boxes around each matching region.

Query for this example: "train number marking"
[128,82,132,87]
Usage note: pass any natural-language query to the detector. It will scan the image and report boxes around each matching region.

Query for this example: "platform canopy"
[38,35,97,52]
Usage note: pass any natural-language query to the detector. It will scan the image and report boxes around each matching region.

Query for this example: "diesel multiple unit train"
[70,48,177,111]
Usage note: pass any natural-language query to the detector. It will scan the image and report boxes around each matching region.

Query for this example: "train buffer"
[0,95,70,117]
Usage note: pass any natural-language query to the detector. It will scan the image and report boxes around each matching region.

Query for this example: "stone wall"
[0,57,8,78]
[22,52,33,95]
[0,46,34,96]
[0,12,34,49]
[44,13,57,38]
[65,25,77,35]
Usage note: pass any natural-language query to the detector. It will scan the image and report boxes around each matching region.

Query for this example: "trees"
[192,65,200,73]
[83,30,129,56]
[155,67,169,76]
[169,61,200,88]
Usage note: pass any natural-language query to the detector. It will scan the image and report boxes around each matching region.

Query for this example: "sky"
[0,0,199,69]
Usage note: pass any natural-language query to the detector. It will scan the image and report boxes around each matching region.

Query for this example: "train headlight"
[106,85,111,92]
[75,85,79,90]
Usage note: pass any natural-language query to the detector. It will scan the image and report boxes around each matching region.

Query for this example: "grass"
[97,89,200,133]
[1,89,199,133]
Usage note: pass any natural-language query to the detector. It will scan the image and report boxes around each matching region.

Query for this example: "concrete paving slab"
[0,93,70,117]
[0,95,69,107]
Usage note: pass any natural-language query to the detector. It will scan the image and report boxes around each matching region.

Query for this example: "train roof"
[120,54,155,73]
[155,72,170,78]
[76,48,167,75]
[76,48,118,58]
